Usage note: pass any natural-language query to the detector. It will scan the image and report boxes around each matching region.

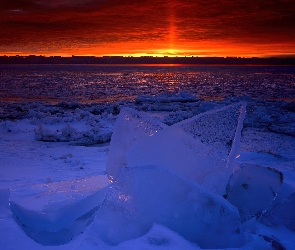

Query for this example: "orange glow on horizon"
[1,45,294,58]
[2,40,294,58]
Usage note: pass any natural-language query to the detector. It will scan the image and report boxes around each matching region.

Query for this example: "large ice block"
[127,102,246,195]
[10,175,110,245]
[106,107,167,179]
[94,165,245,248]
[225,164,283,220]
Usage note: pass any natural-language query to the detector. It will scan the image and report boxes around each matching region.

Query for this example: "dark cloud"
[1,0,39,11]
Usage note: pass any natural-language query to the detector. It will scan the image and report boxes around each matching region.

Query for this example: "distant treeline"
[1,55,295,65]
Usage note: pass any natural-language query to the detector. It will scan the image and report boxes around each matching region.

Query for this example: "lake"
[1,64,295,103]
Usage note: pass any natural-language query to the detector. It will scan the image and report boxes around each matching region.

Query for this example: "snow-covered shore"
[0,96,295,249]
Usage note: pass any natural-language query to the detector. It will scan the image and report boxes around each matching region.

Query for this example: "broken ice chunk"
[10,175,110,245]
[127,102,246,195]
[261,192,295,231]
[106,107,167,179]
[225,164,283,220]
[94,165,245,248]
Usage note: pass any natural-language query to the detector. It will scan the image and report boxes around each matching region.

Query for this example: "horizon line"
[1,55,295,59]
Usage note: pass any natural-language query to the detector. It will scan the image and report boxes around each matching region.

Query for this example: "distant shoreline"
[1,56,295,65]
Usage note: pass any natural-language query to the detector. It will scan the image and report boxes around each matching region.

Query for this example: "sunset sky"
[1,0,295,57]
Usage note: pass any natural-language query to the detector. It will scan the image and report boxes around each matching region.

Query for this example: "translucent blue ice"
[127,102,246,195]
[94,165,245,248]
[10,176,110,245]
[225,164,283,220]
[106,107,167,179]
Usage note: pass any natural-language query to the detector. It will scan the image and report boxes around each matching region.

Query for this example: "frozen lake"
[1,64,295,249]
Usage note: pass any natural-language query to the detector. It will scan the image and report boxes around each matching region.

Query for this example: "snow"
[135,92,199,103]
[0,96,295,249]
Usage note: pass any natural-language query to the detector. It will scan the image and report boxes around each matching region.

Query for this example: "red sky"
[0,0,295,57]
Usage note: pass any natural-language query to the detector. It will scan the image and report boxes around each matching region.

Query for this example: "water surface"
[1,64,294,103]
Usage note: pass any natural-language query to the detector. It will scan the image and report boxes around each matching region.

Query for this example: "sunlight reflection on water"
[0,65,294,103]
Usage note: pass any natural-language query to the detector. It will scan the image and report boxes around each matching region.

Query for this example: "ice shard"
[94,165,245,248]
[225,164,283,220]
[10,175,110,245]
[106,107,167,179]
[127,102,246,195]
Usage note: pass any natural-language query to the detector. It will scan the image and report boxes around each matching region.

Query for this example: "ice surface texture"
[106,107,168,179]
[127,102,246,195]
[95,165,245,248]
[10,175,110,245]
